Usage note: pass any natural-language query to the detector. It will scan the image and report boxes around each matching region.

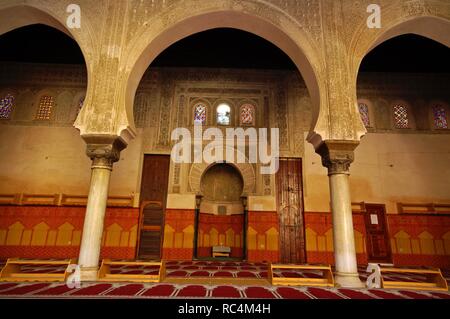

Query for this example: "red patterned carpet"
[0,261,449,299]
[1,281,449,299]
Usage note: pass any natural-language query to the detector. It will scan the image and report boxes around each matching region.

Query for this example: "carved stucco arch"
[0,2,95,79]
[121,0,325,146]
[348,10,450,140]
[351,15,450,78]
[0,1,100,137]
[189,147,256,196]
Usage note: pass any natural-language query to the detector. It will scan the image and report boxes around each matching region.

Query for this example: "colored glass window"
[358,103,370,127]
[77,96,85,117]
[36,95,54,120]
[194,104,207,124]
[393,104,408,128]
[240,104,254,125]
[0,94,14,119]
[432,105,448,129]
[217,103,231,125]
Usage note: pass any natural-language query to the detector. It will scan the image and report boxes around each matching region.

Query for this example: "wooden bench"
[379,266,448,291]
[0,258,76,282]
[268,263,335,287]
[212,246,231,258]
[97,259,166,283]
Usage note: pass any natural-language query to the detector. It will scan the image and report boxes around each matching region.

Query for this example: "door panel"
[136,155,170,260]
[364,204,392,263]
[276,158,306,263]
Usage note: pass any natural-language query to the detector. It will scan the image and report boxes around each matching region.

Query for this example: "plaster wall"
[303,132,450,213]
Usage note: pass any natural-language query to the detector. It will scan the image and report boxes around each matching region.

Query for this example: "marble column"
[317,140,365,288]
[78,135,126,281]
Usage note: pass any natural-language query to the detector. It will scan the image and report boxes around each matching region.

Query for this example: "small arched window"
[194,103,207,124]
[240,104,255,125]
[393,104,409,128]
[216,103,231,125]
[76,96,85,117]
[36,95,54,120]
[432,104,448,129]
[358,102,370,127]
[0,94,14,119]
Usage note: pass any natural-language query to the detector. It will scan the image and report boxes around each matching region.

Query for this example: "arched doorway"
[196,163,245,260]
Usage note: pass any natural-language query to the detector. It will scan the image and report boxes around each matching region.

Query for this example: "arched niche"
[199,163,244,216]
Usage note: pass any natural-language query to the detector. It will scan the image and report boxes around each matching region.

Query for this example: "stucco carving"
[317,140,360,175]
[83,134,127,167]
[0,0,448,152]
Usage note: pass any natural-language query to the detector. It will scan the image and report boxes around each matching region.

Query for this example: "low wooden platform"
[380,266,448,291]
[268,263,335,287]
[97,259,166,283]
[165,276,270,286]
[0,258,76,282]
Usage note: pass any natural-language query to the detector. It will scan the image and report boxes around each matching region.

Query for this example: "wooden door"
[136,155,170,260]
[276,158,306,263]
[364,204,392,263]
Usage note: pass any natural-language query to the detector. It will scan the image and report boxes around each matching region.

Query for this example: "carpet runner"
[0,261,448,299]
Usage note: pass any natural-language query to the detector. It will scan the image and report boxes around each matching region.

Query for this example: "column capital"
[82,134,127,168]
[317,140,359,175]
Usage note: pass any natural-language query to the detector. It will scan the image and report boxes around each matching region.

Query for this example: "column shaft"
[318,140,364,288]
[78,158,112,281]
[329,172,364,287]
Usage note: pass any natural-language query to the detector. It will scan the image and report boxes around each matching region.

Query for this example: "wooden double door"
[363,203,392,263]
[136,155,170,260]
[275,158,392,264]
[276,158,306,263]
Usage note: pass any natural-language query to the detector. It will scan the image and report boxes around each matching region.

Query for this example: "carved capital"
[317,140,359,175]
[82,134,127,169]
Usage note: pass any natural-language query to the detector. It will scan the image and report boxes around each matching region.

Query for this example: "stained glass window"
[36,95,54,120]
[432,105,448,129]
[240,104,254,125]
[358,102,370,127]
[76,96,85,117]
[217,103,231,125]
[194,104,206,124]
[393,104,409,128]
[0,94,14,119]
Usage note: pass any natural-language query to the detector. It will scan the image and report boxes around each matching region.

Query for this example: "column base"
[334,271,365,288]
[80,267,99,282]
